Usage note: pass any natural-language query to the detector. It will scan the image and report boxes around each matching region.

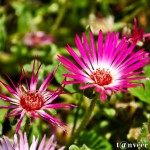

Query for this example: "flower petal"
[15,111,25,133]
[39,65,58,92]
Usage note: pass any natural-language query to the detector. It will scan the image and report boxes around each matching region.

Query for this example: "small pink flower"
[23,31,53,47]
[0,60,75,133]
[0,131,65,150]
[58,30,149,101]
[124,18,150,43]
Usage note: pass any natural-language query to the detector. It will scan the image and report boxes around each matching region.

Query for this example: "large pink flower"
[0,60,74,133]
[0,131,65,150]
[58,30,149,100]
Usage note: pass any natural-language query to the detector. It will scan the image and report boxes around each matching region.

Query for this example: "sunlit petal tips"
[58,30,149,101]
[0,131,65,150]
[0,60,75,133]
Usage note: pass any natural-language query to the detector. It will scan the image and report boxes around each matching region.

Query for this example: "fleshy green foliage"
[77,130,113,150]
[137,119,150,150]
[0,101,8,123]
[11,1,32,35]
[55,63,79,92]
[69,144,91,150]
[0,0,150,149]
[129,65,150,104]
[69,145,80,150]
[0,13,7,50]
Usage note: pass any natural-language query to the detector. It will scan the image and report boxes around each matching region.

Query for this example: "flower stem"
[51,0,69,34]
[67,93,99,147]
[71,93,83,135]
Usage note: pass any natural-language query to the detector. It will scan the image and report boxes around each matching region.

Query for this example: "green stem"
[71,93,83,135]
[67,93,99,147]
[51,0,69,34]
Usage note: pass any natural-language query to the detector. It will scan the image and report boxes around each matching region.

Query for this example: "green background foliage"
[0,0,150,149]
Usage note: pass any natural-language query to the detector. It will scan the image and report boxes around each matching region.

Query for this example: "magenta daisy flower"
[0,60,74,133]
[58,30,149,101]
[0,131,65,150]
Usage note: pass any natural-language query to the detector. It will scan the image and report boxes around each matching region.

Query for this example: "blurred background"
[1,0,150,149]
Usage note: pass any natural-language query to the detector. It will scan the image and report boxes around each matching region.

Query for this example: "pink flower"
[0,131,65,150]
[0,60,75,133]
[58,30,149,101]
[124,18,150,43]
[23,31,53,47]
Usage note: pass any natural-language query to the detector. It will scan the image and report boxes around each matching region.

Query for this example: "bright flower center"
[90,68,112,86]
[20,92,45,111]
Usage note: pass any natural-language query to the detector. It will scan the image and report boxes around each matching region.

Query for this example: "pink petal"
[37,135,46,150]
[75,34,92,69]
[43,134,55,150]
[80,84,95,90]
[62,80,83,85]
[0,94,19,104]
[38,110,66,130]
[42,103,76,109]
[39,65,58,92]
[18,131,24,150]
[65,44,87,69]
[15,111,25,133]
[3,136,13,150]
[89,31,97,64]
[100,90,106,101]
[0,80,19,99]
[0,106,18,109]
[82,33,94,64]
[6,108,22,118]
[30,59,42,91]
[23,132,29,150]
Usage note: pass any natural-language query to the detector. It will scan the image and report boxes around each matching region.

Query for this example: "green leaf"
[80,144,91,150]
[0,13,7,50]
[103,108,116,118]
[129,65,150,104]
[129,80,150,104]
[137,120,150,150]
[77,130,113,150]
[55,63,78,92]
[69,144,91,150]
[0,123,2,135]
[0,101,8,123]
[69,145,80,150]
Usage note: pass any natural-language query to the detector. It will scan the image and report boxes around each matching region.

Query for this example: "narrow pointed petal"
[37,135,46,150]
[42,103,76,109]
[23,132,29,150]
[0,80,19,99]
[6,108,22,118]
[30,60,42,91]
[30,137,38,150]
[75,34,92,69]
[65,45,87,69]
[0,94,19,104]
[38,110,66,130]
[89,31,97,64]
[3,136,14,150]
[15,111,25,133]
[0,106,18,109]
[43,135,54,150]
[39,65,58,91]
